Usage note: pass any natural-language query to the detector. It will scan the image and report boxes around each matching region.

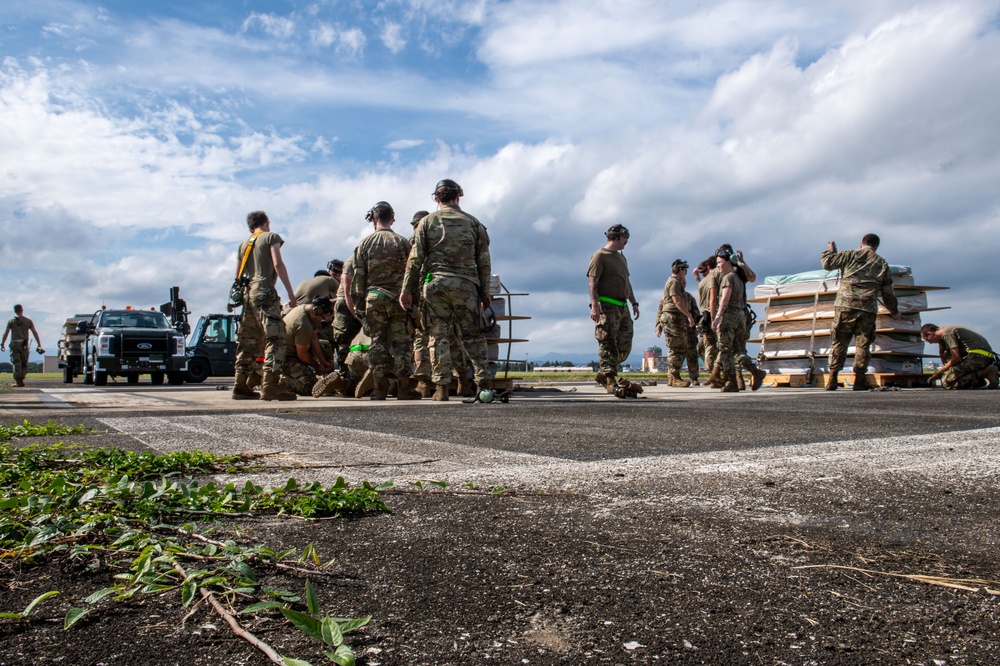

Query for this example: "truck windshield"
[100,312,172,329]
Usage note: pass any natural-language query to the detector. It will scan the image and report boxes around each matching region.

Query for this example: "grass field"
[2,371,673,384]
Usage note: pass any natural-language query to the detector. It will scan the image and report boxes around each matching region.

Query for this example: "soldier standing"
[711,254,767,392]
[279,298,335,396]
[821,234,901,391]
[352,202,421,400]
[1,305,42,387]
[400,179,492,402]
[683,289,701,385]
[694,258,718,384]
[587,224,639,392]
[655,259,696,387]
[232,211,298,401]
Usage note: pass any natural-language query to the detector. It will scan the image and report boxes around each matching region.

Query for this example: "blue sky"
[3,0,1000,364]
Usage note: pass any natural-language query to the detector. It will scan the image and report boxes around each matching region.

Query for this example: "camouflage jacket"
[821,246,899,315]
[402,204,491,299]
[351,229,411,304]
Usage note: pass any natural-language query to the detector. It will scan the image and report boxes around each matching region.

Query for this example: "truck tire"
[167,372,185,385]
[151,372,165,385]
[94,370,108,386]
[185,358,210,383]
[127,373,140,385]
[63,365,74,384]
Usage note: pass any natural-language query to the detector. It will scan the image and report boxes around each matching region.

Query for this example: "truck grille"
[111,336,173,356]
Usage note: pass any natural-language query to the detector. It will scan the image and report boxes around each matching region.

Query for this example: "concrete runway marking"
[39,387,191,408]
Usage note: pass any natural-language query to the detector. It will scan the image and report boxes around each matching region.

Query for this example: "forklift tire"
[185,358,210,384]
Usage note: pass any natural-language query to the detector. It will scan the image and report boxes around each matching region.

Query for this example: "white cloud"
[385,139,425,150]
[381,22,406,53]
[337,28,367,57]
[241,12,296,40]
[310,23,338,47]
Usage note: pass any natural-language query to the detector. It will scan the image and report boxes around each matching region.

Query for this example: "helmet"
[411,210,430,227]
[310,297,335,316]
[605,224,630,240]
[327,259,344,274]
[365,201,394,223]
[433,179,464,199]
[671,259,689,273]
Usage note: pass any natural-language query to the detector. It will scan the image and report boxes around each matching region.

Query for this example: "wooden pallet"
[762,372,931,389]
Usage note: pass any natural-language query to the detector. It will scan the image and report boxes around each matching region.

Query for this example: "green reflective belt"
[423,272,432,283]
[968,349,994,358]
[597,295,626,307]
[349,344,370,352]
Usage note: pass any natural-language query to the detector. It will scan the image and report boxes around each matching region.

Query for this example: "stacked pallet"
[749,267,948,383]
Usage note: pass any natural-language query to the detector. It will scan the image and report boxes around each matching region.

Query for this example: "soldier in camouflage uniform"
[1,304,42,387]
[400,179,492,402]
[331,255,362,394]
[655,259,696,387]
[821,234,901,391]
[711,254,767,392]
[587,225,639,392]
[683,290,701,385]
[921,324,998,390]
[352,201,421,400]
[233,211,297,401]
[694,259,718,384]
[278,298,335,396]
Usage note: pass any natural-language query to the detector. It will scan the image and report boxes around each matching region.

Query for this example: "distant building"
[642,346,667,373]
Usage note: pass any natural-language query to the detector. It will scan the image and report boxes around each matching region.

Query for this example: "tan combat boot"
[668,370,691,388]
[735,371,746,391]
[603,374,618,394]
[825,371,839,391]
[852,370,870,391]
[413,375,434,398]
[370,377,389,401]
[311,371,344,398]
[706,364,724,389]
[432,384,450,401]
[457,374,475,397]
[594,371,607,387]
[749,366,767,391]
[721,371,740,393]
[689,376,700,386]
[353,369,375,398]
[232,372,260,400]
[260,371,297,401]
[396,376,423,400]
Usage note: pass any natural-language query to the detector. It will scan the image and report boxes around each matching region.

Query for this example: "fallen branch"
[171,562,284,665]
[795,564,1000,593]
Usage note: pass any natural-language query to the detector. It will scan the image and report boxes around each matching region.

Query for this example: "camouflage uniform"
[657,275,690,376]
[684,292,701,382]
[697,272,718,373]
[4,315,34,383]
[821,246,898,374]
[352,229,414,382]
[332,256,362,378]
[588,248,635,377]
[402,204,491,387]
[716,272,752,376]
[278,305,328,396]
[235,231,287,375]
[935,326,995,390]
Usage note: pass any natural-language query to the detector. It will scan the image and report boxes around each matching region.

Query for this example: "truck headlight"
[174,336,185,356]
[98,335,112,356]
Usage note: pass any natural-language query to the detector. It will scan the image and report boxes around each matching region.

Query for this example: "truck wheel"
[63,365,74,384]
[127,373,140,385]
[185,358,210,383]
[83,368,93,385]
[151,372,165,385]
[94,370,108,386]
[167,372,185,385]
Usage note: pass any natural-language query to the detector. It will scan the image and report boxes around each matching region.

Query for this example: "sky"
[2,0,1000,367]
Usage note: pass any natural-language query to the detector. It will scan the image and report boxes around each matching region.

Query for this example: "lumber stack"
[749,266,947,377]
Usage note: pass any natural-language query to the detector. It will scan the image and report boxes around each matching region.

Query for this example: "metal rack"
[487,281,529,388]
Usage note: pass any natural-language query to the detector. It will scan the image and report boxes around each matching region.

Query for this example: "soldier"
[232,210,297,401]
[683,289,701,385]
[587,224,639,393]
[821,234,901,391]
[693,259,718,385]
[400,179,492,401]
[921,324,999,389]
[351,201,421,400]
[331,255,362,394]
[1,305,43,387]
[711,254,767,392]
[291,261,341,363]
[279,298,335,396]
[655,259,696,387]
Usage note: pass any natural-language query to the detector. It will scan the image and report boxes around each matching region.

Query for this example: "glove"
[36,346,45,354]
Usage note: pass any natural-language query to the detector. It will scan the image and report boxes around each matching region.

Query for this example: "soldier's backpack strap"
[238,231,264,279]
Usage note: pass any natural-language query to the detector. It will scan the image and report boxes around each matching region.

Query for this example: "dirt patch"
[3,489,999,665]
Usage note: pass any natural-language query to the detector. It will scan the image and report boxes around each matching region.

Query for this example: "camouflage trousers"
[332,300,362,377]
[9,342,28,381]
[280,356,318,396]
[685,325,700,380]
[595,302,633,376]
[942,353,992,390]
[361,292,414,381]
[235,286,286,374]
[699,327,718,374]
[828,308,877,374]
[414,323,466,378]
[422,276,489,386]
[661,311,690,374]
[717,310,751,376]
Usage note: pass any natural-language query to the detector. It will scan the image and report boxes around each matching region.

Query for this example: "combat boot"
[852,370,870,391]
[668,370,691,388]
[594,371,607,387]
[396,376,423,400]
[354,369,375,398]
[248,369,263,392]
[260,371,297,401]
[457,374,475,397]
[985,365,999,389]
[369,377,389,401]
[735,371,746,391]
[825,371,839,391]
[15,379,25,387]
[707,364,724,389]
[432,384,449,401]
[749,366,767,391]
[232,372,260,400]
[689,376,700,386]
[602,373,618,394]
[311,371,344,398]
[414,375,434,398]
[721,371,740,393]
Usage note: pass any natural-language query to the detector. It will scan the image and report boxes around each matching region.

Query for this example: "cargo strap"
[237,231,263,280]
[597,295,626,307]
